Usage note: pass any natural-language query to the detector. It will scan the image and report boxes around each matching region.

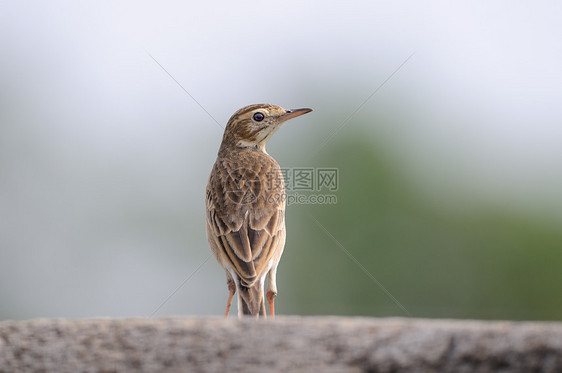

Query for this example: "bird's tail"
[237,281,266,317]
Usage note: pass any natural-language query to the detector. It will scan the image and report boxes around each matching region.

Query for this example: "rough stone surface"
[0,317,561,372]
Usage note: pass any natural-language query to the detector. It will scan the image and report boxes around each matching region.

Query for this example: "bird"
[206,104,312,318]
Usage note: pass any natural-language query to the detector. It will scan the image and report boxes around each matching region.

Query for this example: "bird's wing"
[206,165,285,287]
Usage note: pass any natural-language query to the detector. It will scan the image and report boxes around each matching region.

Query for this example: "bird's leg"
[224,278,236,318]
[266,267,279,318]
[266,290,276,318]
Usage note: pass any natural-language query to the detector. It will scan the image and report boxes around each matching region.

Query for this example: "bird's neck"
[237,140,267,153]
[218,140,268,156]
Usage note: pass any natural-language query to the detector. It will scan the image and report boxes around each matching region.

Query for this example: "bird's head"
[221,104,312,152]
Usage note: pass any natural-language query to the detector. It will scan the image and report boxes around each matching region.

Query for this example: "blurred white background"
[1,1,561,319]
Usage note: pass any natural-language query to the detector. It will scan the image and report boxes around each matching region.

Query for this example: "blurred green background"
[283,134,562,320]
[1,1,561,321]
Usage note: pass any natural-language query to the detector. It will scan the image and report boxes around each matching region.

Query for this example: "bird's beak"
[282,108,313,121]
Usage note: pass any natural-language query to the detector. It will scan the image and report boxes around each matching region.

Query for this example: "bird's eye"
[253,112,265,122]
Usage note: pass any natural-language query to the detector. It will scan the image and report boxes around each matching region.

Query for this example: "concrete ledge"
[1,317,561,372]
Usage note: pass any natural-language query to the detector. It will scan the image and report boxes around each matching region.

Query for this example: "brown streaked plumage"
[206,104,312,318]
